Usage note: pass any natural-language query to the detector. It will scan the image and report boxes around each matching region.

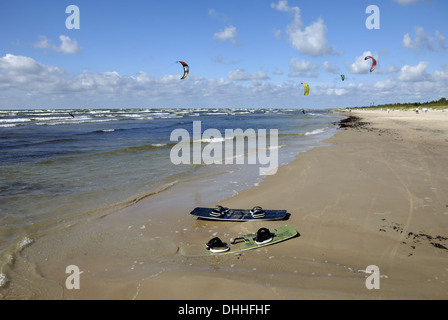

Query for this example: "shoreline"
[3,109,448,299]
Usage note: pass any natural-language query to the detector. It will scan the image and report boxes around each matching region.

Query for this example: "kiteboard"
[179,225,298,257]
[190,205,287,221]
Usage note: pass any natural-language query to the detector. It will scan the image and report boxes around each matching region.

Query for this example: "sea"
[0,108,344,287]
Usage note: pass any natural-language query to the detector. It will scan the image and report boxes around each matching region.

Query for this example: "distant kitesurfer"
[69,113,75,118]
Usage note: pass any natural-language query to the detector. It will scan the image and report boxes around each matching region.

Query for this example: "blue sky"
[1,0,447,109]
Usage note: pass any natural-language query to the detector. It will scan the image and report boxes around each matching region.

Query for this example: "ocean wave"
[124,180,179,207]
[88,143,175,157]
[1,108,329,129]
[191,129,281,144]
[304,128,327,136]
[117,113,147,118]
[0,118,31,123]
[30,116,75,121]
[16,237,33,251]
[36,119,111,126]
[0,124,19,128]
[0,137,81,151]
[86,110,111,114]
[0,236,33,289]
[0,273,6,288]
[202,112,230,116]
[92,128,127,133]
[199,136,230,143]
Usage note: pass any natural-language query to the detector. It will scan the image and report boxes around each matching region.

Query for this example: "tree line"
[354,97,447,110]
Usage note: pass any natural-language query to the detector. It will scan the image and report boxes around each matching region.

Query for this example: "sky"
[0,0,447,109]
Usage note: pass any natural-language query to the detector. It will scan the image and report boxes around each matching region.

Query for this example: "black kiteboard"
[190,205,287,221]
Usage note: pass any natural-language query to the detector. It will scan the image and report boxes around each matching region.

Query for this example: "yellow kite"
[301,82,309,96]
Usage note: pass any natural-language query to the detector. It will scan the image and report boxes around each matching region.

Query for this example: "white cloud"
[34,35,52,49]
[57,35,82,55]
[403,27,446,51]
[394,0,421,5]
[402,33,413,48]
[213,25,239,45]
[373,79,396,90]
[213,55,238,65]
[289,58,319,77]
[270,0,292,12]
[33,35,82,55]
[288,18,332,56]
[348,52,376,74]
[430,66,448,81]
[398,62,430,81]
[208,8,227,22]
[0,53,43,73]
[385,65,401,73]
[326,88,347,96]
[0,54,65,91]
[323,61,339,74]
[435,30,446,51]
[271,0,334,56]
[228,69,269,81]
[1,54,446,109]
[311,84,349,97]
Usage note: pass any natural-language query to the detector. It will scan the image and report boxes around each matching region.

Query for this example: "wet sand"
[4,109,448,300]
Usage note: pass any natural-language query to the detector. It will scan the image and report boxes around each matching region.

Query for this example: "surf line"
[170,121,278,175]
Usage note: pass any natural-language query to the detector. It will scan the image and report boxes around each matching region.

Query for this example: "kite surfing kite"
[341,74,345,81]
[364,56,377,72]
[301,82,309,96]
[176,61,189,79]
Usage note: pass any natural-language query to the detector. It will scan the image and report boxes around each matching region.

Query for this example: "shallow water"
[0,108,343,289]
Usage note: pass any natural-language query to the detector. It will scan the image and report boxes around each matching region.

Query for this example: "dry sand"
[197,108,448,300]
[4,109,448,300]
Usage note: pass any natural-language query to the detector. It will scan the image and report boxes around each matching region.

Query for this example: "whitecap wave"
[304,128,326,136]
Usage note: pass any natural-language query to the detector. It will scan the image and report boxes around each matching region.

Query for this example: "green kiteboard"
[180,225,298,257]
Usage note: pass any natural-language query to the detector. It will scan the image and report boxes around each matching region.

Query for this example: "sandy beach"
[4,108,448,300]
